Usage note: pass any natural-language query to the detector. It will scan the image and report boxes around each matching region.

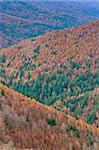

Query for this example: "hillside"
[0,20,99,127]
[0,82,99,149]
[0,0,99,48]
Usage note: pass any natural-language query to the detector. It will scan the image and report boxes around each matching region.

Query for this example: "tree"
[1,89,5,96]
[28,71,31,80]
[48,118,57,126]
[19,67,24,78]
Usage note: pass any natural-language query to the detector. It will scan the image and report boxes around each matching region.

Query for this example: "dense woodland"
[0,1,99,149]
[0,53,99,126]
[0,0,99,48]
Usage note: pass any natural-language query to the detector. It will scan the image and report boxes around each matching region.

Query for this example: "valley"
[0,0,99,48]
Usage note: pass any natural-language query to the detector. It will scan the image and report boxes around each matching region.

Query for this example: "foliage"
[1,89,5,96]
[0,55,6,63]
[86,112,96,124]
[0,58,98,125]
[1,1,98,48]
[68,125,80,138]
[34,47,40,54]
[48,118,57,126]
[0,69,6,78]
[86,132,94,146]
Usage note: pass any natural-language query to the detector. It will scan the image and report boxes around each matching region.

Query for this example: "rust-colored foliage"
[0,83,99,149]
[0,20,99,149]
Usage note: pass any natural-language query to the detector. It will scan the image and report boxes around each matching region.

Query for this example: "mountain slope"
[0,82,99,149]
[0,0,99,48]
[1,20,99,66]
[0,20,99,127]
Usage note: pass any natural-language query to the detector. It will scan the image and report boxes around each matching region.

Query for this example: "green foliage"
[86,112,96,124]
[0,55,6,63]
[8,74,14,86]
[17,46,23,49]
[1,89,5,96]
[31,64,36,70]
[48,118,57,126]
[28,71,31,80]
[71,61,80,69]
[0,80,6,85]
[85,58,92,68]
[0,69,6,78]
[19,67,24,78]
[86,132,94,146]
[68,125,80,138]
[0,58,98,125]
[71,112,79,120]
[2,61,98,108]
[34,47,40,54]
